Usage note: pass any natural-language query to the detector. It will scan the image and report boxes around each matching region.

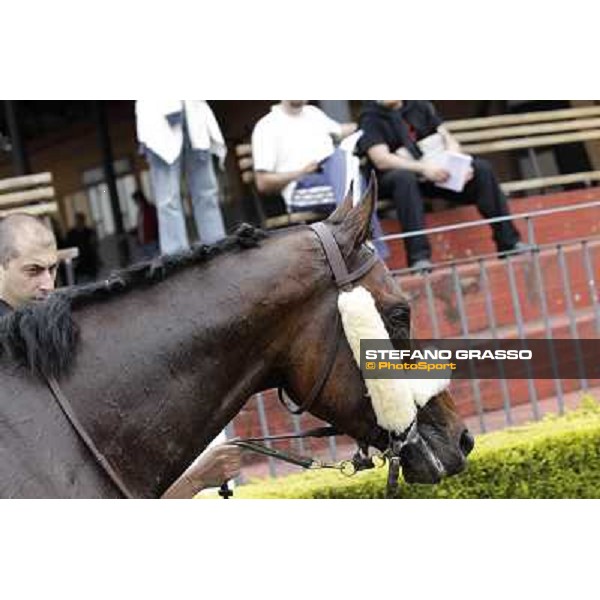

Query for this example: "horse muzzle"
[396,423,471,485]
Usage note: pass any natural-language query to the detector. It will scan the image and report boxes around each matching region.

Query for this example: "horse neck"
[69,231,325,496]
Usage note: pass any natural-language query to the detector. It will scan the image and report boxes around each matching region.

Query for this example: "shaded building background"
[2,100,599,275]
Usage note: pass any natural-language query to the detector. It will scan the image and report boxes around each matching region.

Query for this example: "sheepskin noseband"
[337,286,449,435]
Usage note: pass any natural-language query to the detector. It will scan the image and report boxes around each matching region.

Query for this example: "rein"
[46,376,135,499]
[227,426,385,478]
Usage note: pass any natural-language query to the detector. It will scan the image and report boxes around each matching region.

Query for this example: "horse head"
[278,175,474,485]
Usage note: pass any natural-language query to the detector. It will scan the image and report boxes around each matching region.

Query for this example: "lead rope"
[217,427,387,498]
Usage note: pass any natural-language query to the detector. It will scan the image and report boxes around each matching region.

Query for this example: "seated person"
[65,212,100,283]
[358,101,527,270]
[252,101,358,213]
[251,101,389,257]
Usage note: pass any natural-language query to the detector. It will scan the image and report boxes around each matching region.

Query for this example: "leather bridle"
[260,221,445,496]
[277,222,379,415]
[228,221,436,498]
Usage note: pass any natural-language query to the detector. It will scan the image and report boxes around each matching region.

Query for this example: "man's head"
[378,100,403,110]
[281,100,307,115]
[132,190,147,206]
[74,212,86,229]
[0,214,58,308]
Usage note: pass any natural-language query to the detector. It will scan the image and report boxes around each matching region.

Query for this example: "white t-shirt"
[251,104,342,203]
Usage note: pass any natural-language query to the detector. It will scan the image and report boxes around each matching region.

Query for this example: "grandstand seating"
[446,105,600,195]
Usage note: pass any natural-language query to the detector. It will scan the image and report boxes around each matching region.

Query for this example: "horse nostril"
[459,429,475,456]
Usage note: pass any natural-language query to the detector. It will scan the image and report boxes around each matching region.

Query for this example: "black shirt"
[0,299,12,317]
[358,101,443,161]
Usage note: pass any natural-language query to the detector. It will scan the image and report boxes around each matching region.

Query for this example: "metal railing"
[379,197,600,247]
[380,199,600,433]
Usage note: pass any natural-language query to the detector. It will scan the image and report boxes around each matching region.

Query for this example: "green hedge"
[235,396,600,499]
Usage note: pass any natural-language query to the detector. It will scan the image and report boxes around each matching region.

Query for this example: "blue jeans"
[146,137,226,255]
[137,241,159,261]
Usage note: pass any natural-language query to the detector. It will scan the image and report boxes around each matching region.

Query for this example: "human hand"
[185,444,242,490]
[464,166,474,184]
[301,161,320,175]
[421,163,450,183]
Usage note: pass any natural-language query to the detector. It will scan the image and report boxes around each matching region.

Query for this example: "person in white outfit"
[251,101,357,212]
[251,101,389,258]
[135,101,227,255]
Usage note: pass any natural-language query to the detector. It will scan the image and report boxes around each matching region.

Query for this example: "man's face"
[282,100,307,114]
[379,100,403,110]
[0,234,58,308]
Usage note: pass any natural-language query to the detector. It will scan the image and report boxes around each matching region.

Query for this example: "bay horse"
[0,179,473,498]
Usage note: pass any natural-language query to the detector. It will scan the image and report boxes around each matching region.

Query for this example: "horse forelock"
[0,293,79,379]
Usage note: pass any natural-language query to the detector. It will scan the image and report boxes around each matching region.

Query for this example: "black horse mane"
[65,223,268,308]
[0,224,268,379]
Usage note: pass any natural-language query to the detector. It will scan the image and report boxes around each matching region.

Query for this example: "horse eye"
[381,304,411,342]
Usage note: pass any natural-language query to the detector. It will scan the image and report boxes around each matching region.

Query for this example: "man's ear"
[330,172,377,259]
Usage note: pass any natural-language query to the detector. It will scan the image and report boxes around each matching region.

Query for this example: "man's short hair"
[0,213,54,266]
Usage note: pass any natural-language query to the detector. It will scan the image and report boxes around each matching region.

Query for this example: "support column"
[4,100,30,175]
[318,100,352,123]
[92,100,130,266]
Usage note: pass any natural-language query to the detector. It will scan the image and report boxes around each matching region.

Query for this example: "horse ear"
[333,172,377,257]
[326,182,355,224]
